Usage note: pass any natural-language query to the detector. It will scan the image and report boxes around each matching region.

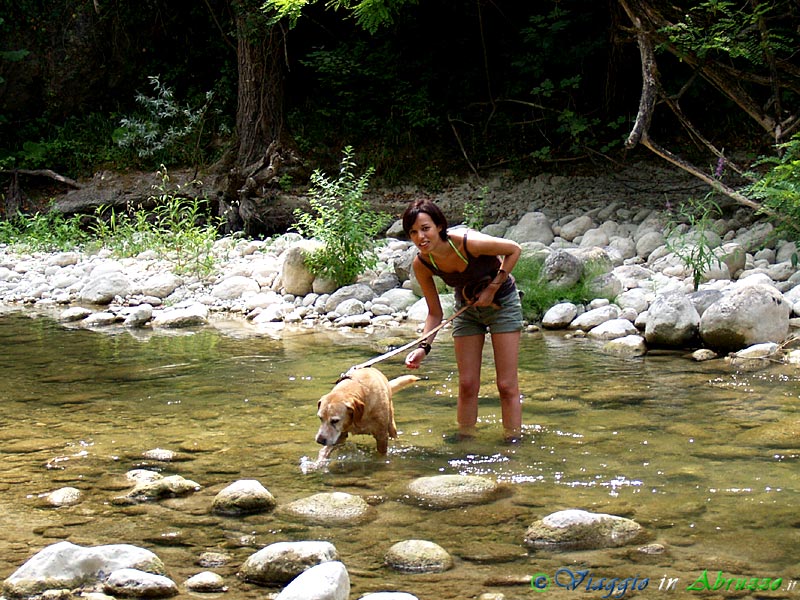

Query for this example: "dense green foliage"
[0,168,220,276]
[293,147,390,286]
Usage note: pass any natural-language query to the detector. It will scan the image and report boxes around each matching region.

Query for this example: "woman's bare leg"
[491,331,522,440]
[453,334,485,437]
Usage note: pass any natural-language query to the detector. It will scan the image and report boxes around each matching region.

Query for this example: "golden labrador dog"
[316,367,418,460]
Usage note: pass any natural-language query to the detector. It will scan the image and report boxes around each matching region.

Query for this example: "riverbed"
[1,307,798,599]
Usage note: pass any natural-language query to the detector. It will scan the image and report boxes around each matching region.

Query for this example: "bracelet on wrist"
[418,342,432,355]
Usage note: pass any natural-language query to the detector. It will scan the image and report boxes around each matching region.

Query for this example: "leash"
[343,305,469,377]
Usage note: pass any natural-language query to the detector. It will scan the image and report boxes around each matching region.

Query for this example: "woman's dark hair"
[402,199,449,241]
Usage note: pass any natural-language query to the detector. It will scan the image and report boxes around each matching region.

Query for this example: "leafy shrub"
[293,146,390,287]
[0,208,89,252]
[115,76,220,169]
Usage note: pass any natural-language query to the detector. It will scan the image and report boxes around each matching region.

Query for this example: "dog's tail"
[389,374,419,394]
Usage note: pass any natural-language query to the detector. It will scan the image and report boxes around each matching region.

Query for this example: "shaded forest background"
[1,0,798,236]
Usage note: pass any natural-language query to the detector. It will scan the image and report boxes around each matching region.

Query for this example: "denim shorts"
[452,285,524,337]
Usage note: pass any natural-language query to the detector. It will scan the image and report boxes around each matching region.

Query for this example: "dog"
[315,367,418,460]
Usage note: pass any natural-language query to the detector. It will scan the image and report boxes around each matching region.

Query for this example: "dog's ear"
[348,398,365,425]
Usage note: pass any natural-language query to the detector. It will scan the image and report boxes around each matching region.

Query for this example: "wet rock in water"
[112,474,201,504]
[691,348,718,361]
[542,302,578,329]
[405,474,499,509]
[151,303,209,328]
[384,539,453,573]
[42,486,82,507]
[142,448,180,462]
[2,541,166,597]
[238,540,338,585]
[211,479,276,515]
[734,418,800,447]
[184,571,227,593]
[103,568,178,598]
[360,593,419,600]
[274,561,349,600]
[196,552,232,568]
[125,469,163,484]
[279,491,374,525]
[644,293,700,347]
[59,306,92,322]
[523,509,644,550]
[603,334,647,358]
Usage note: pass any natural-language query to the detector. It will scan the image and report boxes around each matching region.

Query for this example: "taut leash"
[342,305,469,377]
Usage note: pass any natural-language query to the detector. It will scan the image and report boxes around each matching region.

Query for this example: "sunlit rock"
[644,293,700,347]
[211,479,276,515]
[384,540,453,573]
[238,541,338,585]
[42,486,82,507]
[112,474,200,504]
[280,492,373,525]
[524,509,644,550]
[406,474,499,509]
[542,302,578,329]
[184,571,227,593]
[275,561,349,600]
[103,568,177,598]
[700,283,791,352]
[2,541,166,598]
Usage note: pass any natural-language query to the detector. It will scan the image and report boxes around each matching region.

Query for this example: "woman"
[402,199,524,442]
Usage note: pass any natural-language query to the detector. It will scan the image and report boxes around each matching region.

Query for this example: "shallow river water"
[0,307,798,600]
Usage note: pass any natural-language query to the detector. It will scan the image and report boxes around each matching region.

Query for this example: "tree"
[619,0,800,214]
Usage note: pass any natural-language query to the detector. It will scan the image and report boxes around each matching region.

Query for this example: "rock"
[282,240,324,296]
[405,474,499,509]
[505,212,554,245]
[42,487,82,507]
[238,541,338,585]
[151,303,209,328]
[59,306,92,322]
[113,474,201,504]
[543,250,583,287]
[700,283,791,352]
[140,273,182,298]
[603,335,647,358]
[211,275,260,300]
[644,293,700,347]
[568,304,620,331]
[275,561,349,600]
[384,540,453,573]
[691,348,718,361]
[359,594,419,600]
[559,215,594,241]
[587,318,638,340]
[280,492,373,524]
[212,479,277,515]
[79,271,131,304]
[184,571,227,593]
[103,568,178,598]
[2,541,166,597]
[523,509,644,550]
[324,283,375,313]
[542,302,578,329]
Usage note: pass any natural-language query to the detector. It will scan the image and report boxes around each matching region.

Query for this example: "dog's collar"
[335,373,352,384]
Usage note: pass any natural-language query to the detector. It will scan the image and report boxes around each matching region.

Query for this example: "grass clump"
[0,208,90,252]
[514,253,616,321]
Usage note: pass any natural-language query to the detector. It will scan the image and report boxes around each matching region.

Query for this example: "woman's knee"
[496,377,520,400]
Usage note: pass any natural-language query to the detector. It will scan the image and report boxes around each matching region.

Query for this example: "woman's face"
[407,212,442,253]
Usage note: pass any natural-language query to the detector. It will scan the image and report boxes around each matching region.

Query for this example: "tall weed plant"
[92,167,220,276]
[293,146,390,287]
[664,195,723,290]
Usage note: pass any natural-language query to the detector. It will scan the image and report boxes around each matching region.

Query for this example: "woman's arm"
[458,231,522,307]
[405,257,444,369]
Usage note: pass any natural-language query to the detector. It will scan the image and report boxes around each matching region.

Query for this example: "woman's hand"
[405,347,426,369]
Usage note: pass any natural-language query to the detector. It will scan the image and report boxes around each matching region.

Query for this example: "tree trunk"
[216,4,301,236]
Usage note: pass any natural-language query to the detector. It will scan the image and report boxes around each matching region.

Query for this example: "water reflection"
[1,308,799,599]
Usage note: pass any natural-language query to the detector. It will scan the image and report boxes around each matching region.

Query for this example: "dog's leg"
[375,434,389,455]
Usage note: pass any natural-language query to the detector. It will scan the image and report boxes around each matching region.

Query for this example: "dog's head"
[315,391,365,447]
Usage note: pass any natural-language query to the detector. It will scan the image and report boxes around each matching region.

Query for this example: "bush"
[292,146,390,287]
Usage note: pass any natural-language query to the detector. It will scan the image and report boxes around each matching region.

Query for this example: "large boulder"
[211,479,276,515]
[524,509,643,551]
[282,240,324,296]
[3,541,166,597]
[238,541,338,585]
[700,283,791,352]
[644,293,701,347]
[275,561,350,600]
